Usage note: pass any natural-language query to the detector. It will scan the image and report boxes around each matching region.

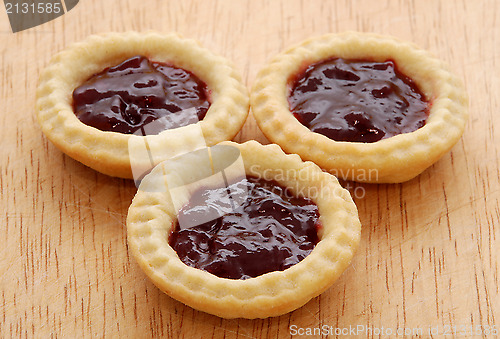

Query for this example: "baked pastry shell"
[36,31,249,179]
[126,140,361,319]
[251,32,468,183]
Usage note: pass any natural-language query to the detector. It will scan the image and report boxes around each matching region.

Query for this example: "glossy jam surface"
[288,58,429,143]
[169,176,320,280]
[73,55,210,134]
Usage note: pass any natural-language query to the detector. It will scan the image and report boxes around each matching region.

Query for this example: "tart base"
[36,31,249,179]
[251,32,468,183]
[126,140,361,318]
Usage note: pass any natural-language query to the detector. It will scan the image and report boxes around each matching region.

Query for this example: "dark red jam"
[72,55,210,134]
[288,58,430,143]
[169,176,320,280]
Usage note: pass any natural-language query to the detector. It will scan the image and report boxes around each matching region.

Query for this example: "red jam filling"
[72,55,210,134]
[169,176,320,280]
[288,58,430,143]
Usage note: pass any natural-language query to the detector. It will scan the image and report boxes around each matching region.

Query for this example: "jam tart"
[36,32,249,179]
[126,140,361,318]
[251,32,468,183]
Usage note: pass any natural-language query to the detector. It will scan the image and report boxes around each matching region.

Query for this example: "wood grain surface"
[1,0,499,337]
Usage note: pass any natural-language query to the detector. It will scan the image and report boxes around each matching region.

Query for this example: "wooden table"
[1,0,498,337]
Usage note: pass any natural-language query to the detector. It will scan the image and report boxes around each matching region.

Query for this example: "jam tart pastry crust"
[126,140,361,319]
[251,32,468,183]
[36,31,249,179]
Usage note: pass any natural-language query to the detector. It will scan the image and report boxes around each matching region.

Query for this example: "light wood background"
[1,0,499,337]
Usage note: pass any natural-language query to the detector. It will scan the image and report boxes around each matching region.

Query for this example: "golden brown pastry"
[36,32,249,178]
[251,32,468,183]
[127,140,361,318]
